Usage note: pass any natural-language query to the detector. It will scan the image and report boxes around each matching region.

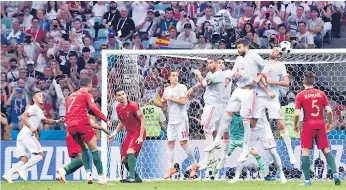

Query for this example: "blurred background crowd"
[1,1,346,141]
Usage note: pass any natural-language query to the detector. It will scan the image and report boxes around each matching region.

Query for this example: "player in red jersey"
[109,88,146,183]
[294,72,341,186]
[65,77,112,185]
[56,115,110,184]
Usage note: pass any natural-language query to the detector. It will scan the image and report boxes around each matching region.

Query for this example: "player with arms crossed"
[65,78,112,185]
[294,72,341,186]
[204,38,265,163]
[229,111,287,183]
[2,91,64,183]
[252,47,295,164]
[151,70,199,179]
[56,115,110,184]
[109,88,146,183]
[188,57,226,170]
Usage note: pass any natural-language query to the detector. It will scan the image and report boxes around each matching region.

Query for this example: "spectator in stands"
[92,1,107,18]
[36,9,51,32]
[194,33,212,49]
[287,5,308,35]
[83,9,95,29]
[276,24,290,44]
[247,31,263,49]
[56,87,70,120]
[26,17,46,44]
[1,72,12,108]
[17,12,26,32]
[295,21,314,49]
[23,7,34,30]
[14,44,28,68]
[102,1,121,29]
[308,7,323,48]
[1,2,25,18]
[107,31,122,50]
[267,34,279,49]
[127,1,154,26]
[66,53,79,83]
[331,1,344,38]
[285,1,310,19]
[34,43,50,73]
[46,1,59,21]
[47,20,63,44]
[317,1,332,40]
[73,18,91,45]
[136,9,157,41]
[7,58,19,83]
[196,6,214,33]
[239,6,254,24]
[40,66,54,87]
[133,34,145,50]
[271,2,286,21]
[23,32,40,61]
[49,59,63,77]
[218,39,227,49]
[7,20,25,51]
[156,7,178,38]
[56,6,73,32]
[6,78,29,130]
[177,23,197,45]
[176,9,196,33]
[239,23,261,45]
[113,7,135,41]
[81,36,95,57]
[215,3,237,27]
[27,60,43,79]
[14,67,36,94]
[77,47,95,72]
[166,27,178,40]
[57,41,76,74]
[1,43,11,73]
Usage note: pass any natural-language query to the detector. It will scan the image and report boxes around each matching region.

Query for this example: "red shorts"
[66,133,82,158]
[121,133,144,157]
[67,124,95,144]
[301,126,329,149]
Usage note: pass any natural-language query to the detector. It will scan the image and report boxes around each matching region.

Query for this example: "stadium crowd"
[1,1,346,141]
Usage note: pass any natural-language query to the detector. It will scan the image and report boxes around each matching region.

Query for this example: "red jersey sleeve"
[322,92,330,107]
[86,93,109,122]
[131,102,143,120]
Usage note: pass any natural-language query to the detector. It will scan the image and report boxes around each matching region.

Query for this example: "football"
[279,41,292,54]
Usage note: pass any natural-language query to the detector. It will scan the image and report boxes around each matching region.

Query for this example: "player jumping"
[294,72,341,186]
[56,115,110,184]
[2,91,64,183]
[65,78,112,185]
[109,88,146,183]
[188,57,226,170]
[228,111,287,184]
[252,47,296,164]
[204,38,265,163]
[151,70,199,179]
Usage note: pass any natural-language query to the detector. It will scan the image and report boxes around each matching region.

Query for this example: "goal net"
[101,49,346,181]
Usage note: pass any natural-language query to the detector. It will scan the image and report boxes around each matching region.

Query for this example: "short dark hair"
[278,23,286,29]
[218,58,226,63]
[207,56,218,62]
[304,71,316,86]
[69,51,78,58]
[169,70,178,76]
[165,7,173,12]
[32,90,42,97]
[298,5,305,10]
[80,77,92,87]
[298,21,306,26]
[235,38,249,47]
[114,87,125,95]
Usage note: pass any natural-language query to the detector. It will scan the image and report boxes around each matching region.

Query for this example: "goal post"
[101,49,346,181]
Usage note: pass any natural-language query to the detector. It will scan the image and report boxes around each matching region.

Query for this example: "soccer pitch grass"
[1,180,344,190]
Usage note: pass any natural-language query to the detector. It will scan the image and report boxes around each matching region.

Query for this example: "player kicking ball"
[151,70,199,179]
[2,91,64,183]
[253,47,295,164]
[109,88,146,183]
[65,78,112,185]
[56,115,110,184]
[294,72,341,186]
[228,111,287,184]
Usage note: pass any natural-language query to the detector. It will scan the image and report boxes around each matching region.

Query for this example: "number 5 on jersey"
[311,99,320,117]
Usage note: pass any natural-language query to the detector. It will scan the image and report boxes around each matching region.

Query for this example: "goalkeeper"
[212,113,267,179]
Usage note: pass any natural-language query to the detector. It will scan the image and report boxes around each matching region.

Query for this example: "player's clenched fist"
[106,121,112,127]
[136,137,143,144]
[108,132,116,142]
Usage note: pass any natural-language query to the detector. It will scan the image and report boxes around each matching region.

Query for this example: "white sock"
[215,114,232,140]
[268,148,283,173]
[281,130,294,158]
[6,161,24,176]
[234,162,244,179]
[243,119,251,151]
[182,143,195,164]
[167,143,175,168]
[220,137,230,161]
[19,155,43,170]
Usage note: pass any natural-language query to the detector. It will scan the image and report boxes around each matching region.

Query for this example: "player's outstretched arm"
[150,99,166,108]
[108,121,124,142]
[90,117,110,135]
[258,80,276,99]
[86,95,109,123]
[165,95,187,105]
[267,76,289,87]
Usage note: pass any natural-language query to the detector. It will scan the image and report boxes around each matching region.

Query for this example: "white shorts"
[15,136,43,158]
[201,104,222,133]
[250,126,276,150]
[253,96,282,119]
[226,88,256,118]
[167,120,189,141]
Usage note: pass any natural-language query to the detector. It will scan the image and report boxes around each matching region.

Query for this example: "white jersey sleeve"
[17,104,45,140]
[165,84,189,124]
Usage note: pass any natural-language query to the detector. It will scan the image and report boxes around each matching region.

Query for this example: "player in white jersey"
[252,47,296,165]
[2,91,65,183]
[229,111,287,184]
[188,57,226,170]
[152,70,199,179]
[204,38,266,163]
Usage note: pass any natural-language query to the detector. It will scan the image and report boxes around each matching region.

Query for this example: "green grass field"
[1,180,344,190]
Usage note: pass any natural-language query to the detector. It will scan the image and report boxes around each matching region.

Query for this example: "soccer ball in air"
[279,41,292,54]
